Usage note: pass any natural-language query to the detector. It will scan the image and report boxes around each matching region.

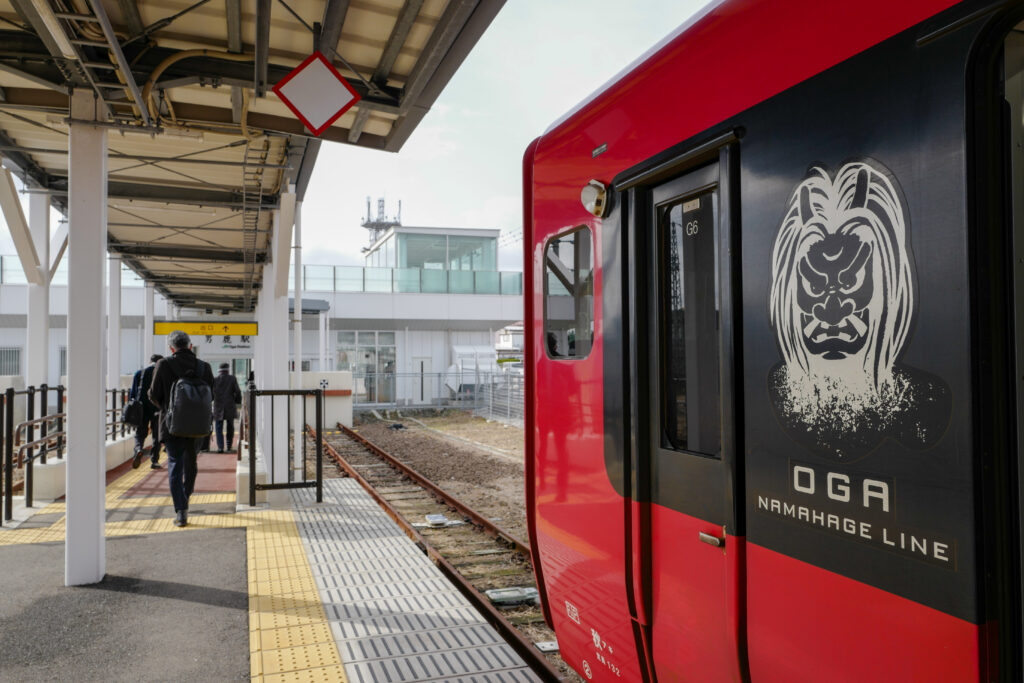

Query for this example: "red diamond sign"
[272,51,361,137]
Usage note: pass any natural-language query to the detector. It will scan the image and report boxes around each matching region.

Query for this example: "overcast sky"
[1,1,710,271]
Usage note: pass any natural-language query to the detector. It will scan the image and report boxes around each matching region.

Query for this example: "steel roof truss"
[0,128,50,189]
[116,0,144,37]
[0,61,67,94]
[109,222,269,234]
[109,243,266,262]
[254,0,270,97]
[374,0,424,86]
[149,275,261,289]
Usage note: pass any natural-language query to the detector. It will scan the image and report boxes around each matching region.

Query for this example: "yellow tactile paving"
[0,465,347,683]
[253,624,334,652]
[262,665,349,683]
[107,493,236,509]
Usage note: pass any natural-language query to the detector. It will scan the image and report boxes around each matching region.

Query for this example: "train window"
[661,189,721,456]
[544,227,594,359]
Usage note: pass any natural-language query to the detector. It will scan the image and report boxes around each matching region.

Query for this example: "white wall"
[2,280,520,396]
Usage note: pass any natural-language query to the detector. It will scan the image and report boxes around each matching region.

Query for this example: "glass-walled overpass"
[303,265,522,295]
[0,256,523,296]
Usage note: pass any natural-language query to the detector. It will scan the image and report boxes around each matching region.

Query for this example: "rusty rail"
[337,423,532,557]
[312,426,563,683]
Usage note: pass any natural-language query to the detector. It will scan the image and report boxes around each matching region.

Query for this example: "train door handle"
[699,531,724,548]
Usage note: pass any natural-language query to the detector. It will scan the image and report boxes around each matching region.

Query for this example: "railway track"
[310,424,579,682]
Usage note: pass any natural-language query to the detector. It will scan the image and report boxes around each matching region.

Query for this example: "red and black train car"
[524,1,1024,680]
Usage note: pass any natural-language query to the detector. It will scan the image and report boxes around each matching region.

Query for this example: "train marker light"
[581,180,608,217]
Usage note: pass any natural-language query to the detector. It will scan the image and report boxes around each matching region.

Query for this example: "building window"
[338,330,397,403]
[661,189,720,456]
[543,227,594,359]
[448,235,496,271]
[398,234,447,269]
[0,347,21,376]
[336,331,396,375]
[59,346,66,377]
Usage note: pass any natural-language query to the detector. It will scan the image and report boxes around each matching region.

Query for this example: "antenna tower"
[361,196,402,245]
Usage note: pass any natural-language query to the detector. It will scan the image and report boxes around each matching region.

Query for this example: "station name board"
[153,321,258,337]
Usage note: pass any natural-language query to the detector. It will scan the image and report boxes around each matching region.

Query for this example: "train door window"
[660,188,721,456]
[544,227,594,359]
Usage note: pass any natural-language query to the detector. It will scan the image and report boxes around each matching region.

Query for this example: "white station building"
[0,221,523,405]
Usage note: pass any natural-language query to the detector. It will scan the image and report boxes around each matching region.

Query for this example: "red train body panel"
[525,1,1024,680]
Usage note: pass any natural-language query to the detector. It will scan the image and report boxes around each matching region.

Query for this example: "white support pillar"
[292,201,303,475]
[253,283,266,454]
[318,311,328,371]
[270,258,290,485]
[257,209,291,488]
[143,283,154,361]
[107,254,121,388]
[26,192,49,387]
[65,89,107,586]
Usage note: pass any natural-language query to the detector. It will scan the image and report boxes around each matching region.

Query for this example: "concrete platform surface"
[0,529,249,682]
[0,447,540,682]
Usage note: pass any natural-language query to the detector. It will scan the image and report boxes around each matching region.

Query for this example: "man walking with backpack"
[149,330,215,527]
[130,354,164,469]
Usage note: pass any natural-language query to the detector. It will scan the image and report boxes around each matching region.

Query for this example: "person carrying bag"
[129,354,164,469]
[148,331,214,527]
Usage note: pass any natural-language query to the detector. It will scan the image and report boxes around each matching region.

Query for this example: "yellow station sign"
[153,321,258,337]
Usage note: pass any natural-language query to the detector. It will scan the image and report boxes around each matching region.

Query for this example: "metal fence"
[2,385,65,523]
[246,383,323,506]
[0,385,141,524]
[351,371,524,425]
[473,375,525,426]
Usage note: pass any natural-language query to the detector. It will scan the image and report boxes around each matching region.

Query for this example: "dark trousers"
[215,419,235,451]
[164,436,200,512]
[134,413,161,464]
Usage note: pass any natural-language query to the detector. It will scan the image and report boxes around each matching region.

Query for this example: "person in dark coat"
[148,331,214,527]
[130,353,163,469]
[213,362,242,453]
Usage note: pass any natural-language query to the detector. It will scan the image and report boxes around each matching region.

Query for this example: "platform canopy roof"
[0,0,502,311]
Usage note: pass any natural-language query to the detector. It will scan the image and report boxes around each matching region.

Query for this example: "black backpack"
[166,361,213,437]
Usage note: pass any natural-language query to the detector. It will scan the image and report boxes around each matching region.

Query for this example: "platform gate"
[247,384,324,506]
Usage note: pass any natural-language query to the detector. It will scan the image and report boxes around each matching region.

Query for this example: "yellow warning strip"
[0,467,347,682]
[106,493,236,509]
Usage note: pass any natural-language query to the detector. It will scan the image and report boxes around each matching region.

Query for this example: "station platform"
[0,451,540,682]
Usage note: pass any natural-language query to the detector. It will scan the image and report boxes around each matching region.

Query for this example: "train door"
[632,154,744,681]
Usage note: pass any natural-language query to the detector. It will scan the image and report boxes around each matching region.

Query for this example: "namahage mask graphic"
[767,159,950,460]
[796,231,873,359]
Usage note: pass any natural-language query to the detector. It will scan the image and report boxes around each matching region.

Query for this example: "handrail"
[1,384,160,521]
[3,385,65,520]
[16,433,62,457]
[17,412,66,431]
[13,428,66,509]
[104,388,130,440]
